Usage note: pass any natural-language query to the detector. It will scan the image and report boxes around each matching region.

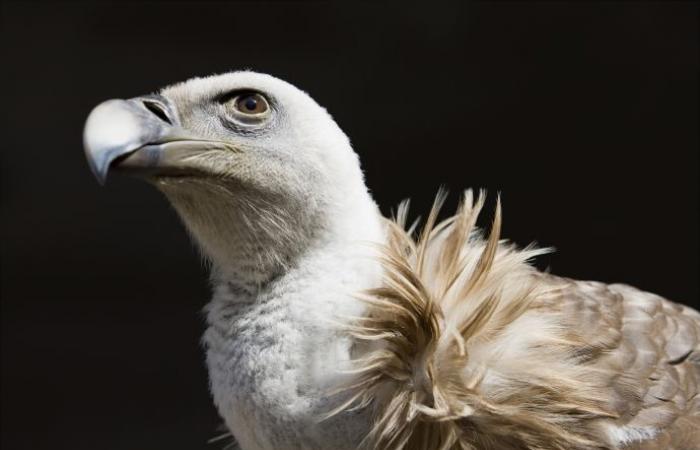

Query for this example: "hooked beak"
[83,97,233,184]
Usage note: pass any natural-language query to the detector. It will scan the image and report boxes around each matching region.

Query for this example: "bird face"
[85,71,358,197]
[84,72,369,277]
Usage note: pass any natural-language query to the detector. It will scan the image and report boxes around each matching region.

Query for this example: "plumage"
[329,190,700,450]
[83,71,700,450]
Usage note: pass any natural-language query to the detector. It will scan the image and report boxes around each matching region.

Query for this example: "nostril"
[142,100,172,125]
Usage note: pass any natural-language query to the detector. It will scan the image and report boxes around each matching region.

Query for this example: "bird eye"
[233,93,269,115]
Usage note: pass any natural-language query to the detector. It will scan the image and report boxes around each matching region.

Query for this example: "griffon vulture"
[84,72,699,450]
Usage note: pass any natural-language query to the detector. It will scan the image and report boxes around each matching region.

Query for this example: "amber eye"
[233,93,269,115]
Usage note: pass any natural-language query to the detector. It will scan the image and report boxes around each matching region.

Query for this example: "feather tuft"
[329,190,617,450]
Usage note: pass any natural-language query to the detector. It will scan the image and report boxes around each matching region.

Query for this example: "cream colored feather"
[329,190,700,450]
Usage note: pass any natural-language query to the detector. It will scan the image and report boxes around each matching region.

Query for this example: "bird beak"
[83,97,231,184]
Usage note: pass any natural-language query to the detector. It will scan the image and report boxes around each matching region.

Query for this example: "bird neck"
[194,179,385,448]
[159,179,385,295]
[215,187,385,294]
[203,198,384,448]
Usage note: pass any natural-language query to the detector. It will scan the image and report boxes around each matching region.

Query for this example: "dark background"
[1,1,697,449]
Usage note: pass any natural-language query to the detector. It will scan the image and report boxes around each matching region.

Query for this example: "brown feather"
[327,191,700,450]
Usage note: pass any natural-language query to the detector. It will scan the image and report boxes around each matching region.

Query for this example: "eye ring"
[231,92,270,117]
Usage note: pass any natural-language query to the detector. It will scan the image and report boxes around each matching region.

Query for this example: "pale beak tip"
[93,166,108,186]
[83,99,143,185]
[84,138,110,185]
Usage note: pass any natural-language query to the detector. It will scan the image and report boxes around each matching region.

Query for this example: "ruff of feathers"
[326,190,618,450]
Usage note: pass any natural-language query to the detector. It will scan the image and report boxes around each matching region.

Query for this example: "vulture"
[84,71,700,450]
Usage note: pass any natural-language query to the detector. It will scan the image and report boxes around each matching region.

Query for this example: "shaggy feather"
[330,190,620,450]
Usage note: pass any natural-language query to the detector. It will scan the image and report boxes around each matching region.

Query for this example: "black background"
[2,2,698,449]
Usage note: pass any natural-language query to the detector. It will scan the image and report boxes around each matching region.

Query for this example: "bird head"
[84,71,380,284]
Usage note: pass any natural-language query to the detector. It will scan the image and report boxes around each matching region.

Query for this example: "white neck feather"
[198,184,385,450]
